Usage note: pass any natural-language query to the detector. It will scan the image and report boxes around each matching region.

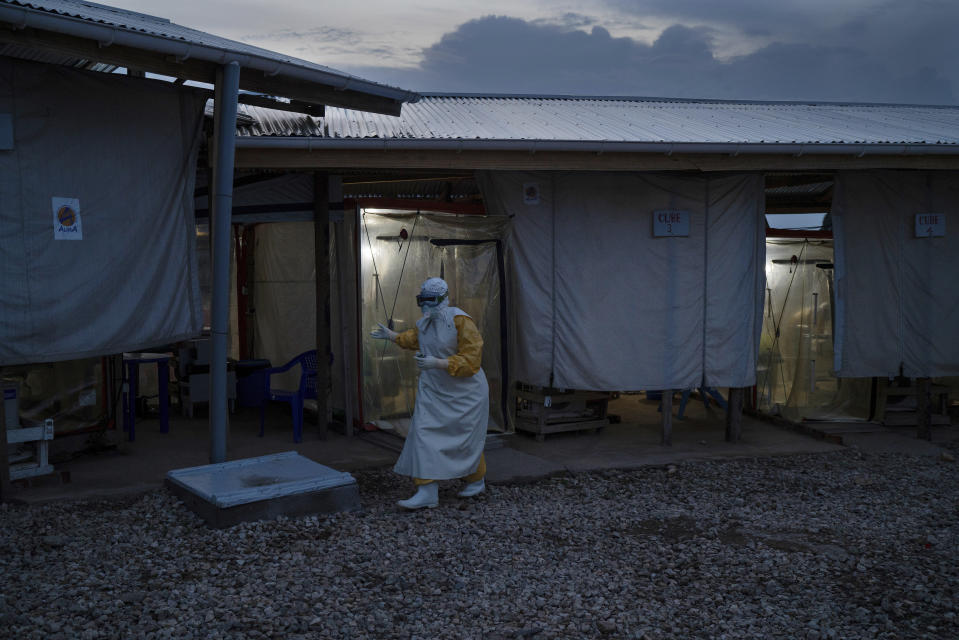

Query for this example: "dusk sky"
[112,0,957,104]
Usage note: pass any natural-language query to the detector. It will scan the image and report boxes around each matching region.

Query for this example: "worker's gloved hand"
[414,354,448,370]
[370,323,398,341]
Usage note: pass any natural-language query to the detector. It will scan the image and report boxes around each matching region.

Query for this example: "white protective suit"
[392,296,489,481]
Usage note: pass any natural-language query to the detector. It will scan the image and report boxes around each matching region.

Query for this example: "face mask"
[421,302,442,319]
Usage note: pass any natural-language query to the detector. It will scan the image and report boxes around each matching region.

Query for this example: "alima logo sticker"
[52,197,82,240]
[523,182,540,205]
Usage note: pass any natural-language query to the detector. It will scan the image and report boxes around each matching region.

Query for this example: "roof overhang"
[234,138,959,156]
[0,3,417,115]
[231,137,959,171]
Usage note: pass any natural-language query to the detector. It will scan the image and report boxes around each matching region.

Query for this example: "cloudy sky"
[112,0,957,104]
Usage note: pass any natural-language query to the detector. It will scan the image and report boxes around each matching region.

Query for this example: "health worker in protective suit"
[370,277,489,510]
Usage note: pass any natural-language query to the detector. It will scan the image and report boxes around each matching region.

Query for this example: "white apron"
[393,306,489,480]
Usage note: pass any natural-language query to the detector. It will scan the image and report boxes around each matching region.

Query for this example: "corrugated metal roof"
[235,95,959,147]
[0,0,416,103]
[0,40,116,70]
[766,181,833,196]
[344,177,478,200]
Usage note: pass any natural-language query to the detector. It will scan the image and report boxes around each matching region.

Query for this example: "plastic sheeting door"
[359,210,508,436]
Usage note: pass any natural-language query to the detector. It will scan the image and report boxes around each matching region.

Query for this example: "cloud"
[240,25,419,65]
[241,26,358,43]
[606,0,842,34]
[531,12,599,29]
[606,0,959,87]
[342,13,956,104]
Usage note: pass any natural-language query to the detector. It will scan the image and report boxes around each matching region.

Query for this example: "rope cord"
[362,210,415,420]
[758,240,807,408]
[362,211,390,319]
[387,213,419,324]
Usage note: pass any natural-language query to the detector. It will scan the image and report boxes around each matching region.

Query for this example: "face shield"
[416,292,447,308]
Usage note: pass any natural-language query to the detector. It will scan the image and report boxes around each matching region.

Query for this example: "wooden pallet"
[515,387,611,441]
[883,383,951,427]
[516,417,609,441]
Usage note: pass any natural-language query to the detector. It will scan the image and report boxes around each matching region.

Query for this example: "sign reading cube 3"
[652,210,690,237]
[914,213,945,238]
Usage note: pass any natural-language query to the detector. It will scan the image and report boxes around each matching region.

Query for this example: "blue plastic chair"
[657,387,728,419]
[258,350,317,443]
[677,386,727,419]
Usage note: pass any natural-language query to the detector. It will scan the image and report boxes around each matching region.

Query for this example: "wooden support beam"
[661,390,673,446]
[725,387,744,442]
[193,171,288,199]
[346,197,486,215]
[764,174,834,189]
[239,73,401,116]
[235,148,959,172]
[764,203,832,214]
[0,381,14,502]
[765,229,833,239]
[916,377,932,441]
[237,94,324,117]
[0,27,217,83]
[314,172,331,440]
[330,178,353,437]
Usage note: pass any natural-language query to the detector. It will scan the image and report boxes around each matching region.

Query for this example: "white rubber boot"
[397,482,439,510]
[457,477,485,498]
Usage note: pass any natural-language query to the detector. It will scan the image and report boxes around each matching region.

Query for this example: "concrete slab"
[165,451,360,528]
[7,406,396,504]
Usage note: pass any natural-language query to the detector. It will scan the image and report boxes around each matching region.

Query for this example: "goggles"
[416,293,446,307]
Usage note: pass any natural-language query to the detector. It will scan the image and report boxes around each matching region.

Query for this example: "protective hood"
[419,277,450,317]
[417,277,455,329]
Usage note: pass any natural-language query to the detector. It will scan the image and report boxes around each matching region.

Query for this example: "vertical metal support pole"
[726,387,744,442]
[916,377,932,441]
[209,61,240,464]
[314,172,331,440]
[661,390,673,446]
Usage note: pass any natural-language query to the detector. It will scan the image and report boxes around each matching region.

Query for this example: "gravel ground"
[2,444,958,640]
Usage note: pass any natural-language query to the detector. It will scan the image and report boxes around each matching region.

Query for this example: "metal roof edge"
[233,138,959,156]
[0,2,419,104]
[415,92,959,110]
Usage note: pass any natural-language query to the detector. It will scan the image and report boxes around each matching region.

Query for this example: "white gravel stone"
[1,444,958,638]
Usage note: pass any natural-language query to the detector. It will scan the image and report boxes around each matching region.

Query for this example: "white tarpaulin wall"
[477,171,765,391]
[0,59,205,365]
[253,222,317,390]
[833,171,959,378]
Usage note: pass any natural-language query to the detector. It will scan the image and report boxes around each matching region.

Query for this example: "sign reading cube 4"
[652,210,690,237]
[52,196,82,240]
[914,213,945,238]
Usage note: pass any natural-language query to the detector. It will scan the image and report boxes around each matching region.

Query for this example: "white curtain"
[0,59,205,364]
[833,170,959,378]
[478,170,765,391]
